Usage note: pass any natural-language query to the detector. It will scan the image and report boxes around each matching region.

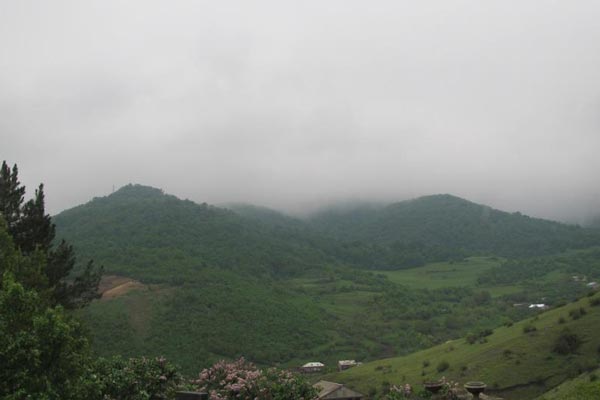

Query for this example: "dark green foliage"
[570,308,586,320]
[0,162,25,233]
[0,273,96,399]
[92,356,182,400]
[523,324,537,333]
[466,333,477,344]
[466,328,494,345]
[590,297,600,306]
[554,329,582,355]
[309,194,600,263]
[436,360,450,372]
[0,161,102,308]
[53,184,337,282]
[478,249,600,290]
[56,188,600,278]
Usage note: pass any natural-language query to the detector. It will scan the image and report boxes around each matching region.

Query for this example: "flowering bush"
[193,358,317,400]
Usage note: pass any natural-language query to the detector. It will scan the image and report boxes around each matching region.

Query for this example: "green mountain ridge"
[308,194,598,259]
[55,185,600,278]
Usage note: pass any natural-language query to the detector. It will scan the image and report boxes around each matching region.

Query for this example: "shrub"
[590,297,600,306]
[523,324,537,333]
[437,360,450,372]
[553,330,582,355]
[466,333,477,344]
[466,329,493,345]
[422,360,430,368]
[94,356,182,400]
[479,328,494,337]
[503,349,513,357]
[558,316,566,324]
[569,308,586,320]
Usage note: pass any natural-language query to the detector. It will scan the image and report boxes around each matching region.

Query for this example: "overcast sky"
[1,1,599,222]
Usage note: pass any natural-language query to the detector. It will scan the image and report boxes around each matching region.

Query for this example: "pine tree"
[15,184,55,254]
[0,161,102,308]
[0,161,25,234]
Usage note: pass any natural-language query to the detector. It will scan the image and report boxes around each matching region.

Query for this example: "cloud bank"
[1,1,599,222]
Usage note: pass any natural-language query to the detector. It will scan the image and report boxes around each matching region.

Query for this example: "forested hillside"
[54,184,339,281]
[309,194,600,268]
[55,188,600,275]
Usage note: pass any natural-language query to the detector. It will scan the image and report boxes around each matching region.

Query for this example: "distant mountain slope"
[55,188,600,275]
[309,194,600,259]
[54,184,337,281]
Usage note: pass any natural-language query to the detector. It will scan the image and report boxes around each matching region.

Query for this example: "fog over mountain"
[2,1,600,222]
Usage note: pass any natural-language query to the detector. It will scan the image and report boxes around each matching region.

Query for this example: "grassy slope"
[375,256,521,296]
[325,293,600,400]
[535,369,600,399]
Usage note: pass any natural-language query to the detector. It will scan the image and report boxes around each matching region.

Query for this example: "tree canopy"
[0,161,102,308]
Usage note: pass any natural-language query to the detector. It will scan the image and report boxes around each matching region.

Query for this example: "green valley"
[49,184,600,391]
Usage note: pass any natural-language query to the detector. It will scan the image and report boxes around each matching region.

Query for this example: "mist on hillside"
[2,1,600,223]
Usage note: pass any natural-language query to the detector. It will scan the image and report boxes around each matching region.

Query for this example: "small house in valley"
[528,303,548,310]
[587,281,599,289]
[300,362,325,373]
[313,381,364,400]
[337,360,360,371]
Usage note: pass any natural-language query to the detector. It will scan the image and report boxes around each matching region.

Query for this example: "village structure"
[313,380,364,400]
[337,359,361,371]
[299,360,362,374]
[300,361,325,373]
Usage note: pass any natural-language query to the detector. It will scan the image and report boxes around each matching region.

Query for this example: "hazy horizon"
[2,1,600,223]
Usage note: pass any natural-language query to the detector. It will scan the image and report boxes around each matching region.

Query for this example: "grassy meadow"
[374,256,523,297]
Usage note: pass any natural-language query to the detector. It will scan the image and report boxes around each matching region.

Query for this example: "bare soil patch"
[99,275,146,300]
